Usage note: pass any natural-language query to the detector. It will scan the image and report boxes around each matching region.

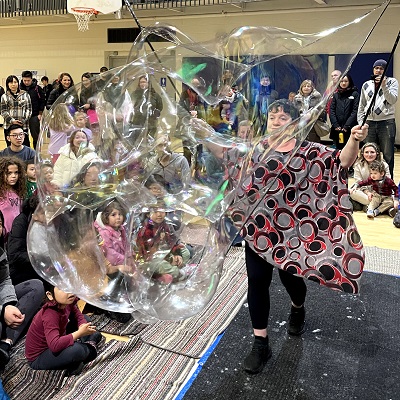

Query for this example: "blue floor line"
[175,332,225,400]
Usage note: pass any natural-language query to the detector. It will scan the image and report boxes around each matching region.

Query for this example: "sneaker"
[243,336,272,374]
[366,209,374,219]
[287,305,306,336]
[388,207,397,218]
[373,209,380,217]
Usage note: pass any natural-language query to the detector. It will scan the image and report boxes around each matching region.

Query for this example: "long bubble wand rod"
[123,0,181,98]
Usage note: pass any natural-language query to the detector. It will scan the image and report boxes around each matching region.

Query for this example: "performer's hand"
[190,118,214,139]
[350,124,368,142]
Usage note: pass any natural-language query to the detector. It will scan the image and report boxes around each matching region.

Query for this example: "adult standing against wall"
[79,72,98,111]
[357,59,398,178]
[329,74,359,149]
[294,79,323,143]
[20,71,45,150]
[324,69,342,116]
[0,75,32,147]
[253,75,279,134]
[46,72,77,112]
[177,77,207,164]
[40,76,53,105]
[130,75,163,138]
[80,72,99,126]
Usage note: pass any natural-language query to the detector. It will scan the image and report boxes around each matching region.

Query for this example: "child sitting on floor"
[136,205,191,284]
[351,160,398,219]
[25,283,102,375]
[94,200,135,276]
[94,200,134,323]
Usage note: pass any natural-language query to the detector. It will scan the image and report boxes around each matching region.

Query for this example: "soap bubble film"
[29,3,387,321]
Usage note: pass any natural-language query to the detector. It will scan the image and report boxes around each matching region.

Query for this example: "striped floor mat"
[2,247,247,400]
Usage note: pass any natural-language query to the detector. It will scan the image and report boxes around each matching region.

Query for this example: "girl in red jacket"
[25,283,102,375]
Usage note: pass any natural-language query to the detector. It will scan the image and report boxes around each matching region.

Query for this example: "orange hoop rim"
[71,7,99,15]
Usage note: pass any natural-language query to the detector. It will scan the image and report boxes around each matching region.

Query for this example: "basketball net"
[71,7,98,31]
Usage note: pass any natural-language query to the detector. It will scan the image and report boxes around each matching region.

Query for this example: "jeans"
[365,119,396,178]
[0,279,44,344]
[29,115,41,150]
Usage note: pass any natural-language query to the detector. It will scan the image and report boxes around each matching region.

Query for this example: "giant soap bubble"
[29,2,388,321]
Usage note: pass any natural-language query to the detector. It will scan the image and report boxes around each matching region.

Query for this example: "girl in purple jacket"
[94,200,134,273]
[93,201,134,323]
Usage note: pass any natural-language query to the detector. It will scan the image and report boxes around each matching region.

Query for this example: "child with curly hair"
[0,157,26,240]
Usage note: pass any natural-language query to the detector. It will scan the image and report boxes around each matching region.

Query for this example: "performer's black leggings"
[245,244,307,330]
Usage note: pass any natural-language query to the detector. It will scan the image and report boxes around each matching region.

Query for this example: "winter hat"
[373,59,387,68]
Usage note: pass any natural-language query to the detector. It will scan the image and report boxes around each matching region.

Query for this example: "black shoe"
[349,198,363,212]
[0,341,11,369]
[287,305,306,336]
[67,361,85,376]
[105,311,132,323]
[243,336,272,374]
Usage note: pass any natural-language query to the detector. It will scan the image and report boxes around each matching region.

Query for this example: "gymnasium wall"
[0,3,399,141]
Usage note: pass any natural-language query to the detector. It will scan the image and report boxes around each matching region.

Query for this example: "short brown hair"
[369,160,385,175]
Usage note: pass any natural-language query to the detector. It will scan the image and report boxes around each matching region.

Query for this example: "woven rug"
[2,247,247,400]
[2,336,121,400]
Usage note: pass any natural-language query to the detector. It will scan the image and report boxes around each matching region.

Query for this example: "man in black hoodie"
[20,70,45,149]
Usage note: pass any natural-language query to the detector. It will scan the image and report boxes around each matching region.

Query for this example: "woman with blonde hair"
[46,103,76,163]
[294,79,323,142]
[350,142,391,210]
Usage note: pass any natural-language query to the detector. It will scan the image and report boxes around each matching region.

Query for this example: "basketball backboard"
[67,0,122,14]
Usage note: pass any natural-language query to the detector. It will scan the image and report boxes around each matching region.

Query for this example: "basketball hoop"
[71,7,98,32]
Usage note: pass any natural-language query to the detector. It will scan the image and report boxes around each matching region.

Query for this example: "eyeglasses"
[8,133,26,138]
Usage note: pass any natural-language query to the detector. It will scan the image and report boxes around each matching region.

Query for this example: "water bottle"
[338,131,344,144]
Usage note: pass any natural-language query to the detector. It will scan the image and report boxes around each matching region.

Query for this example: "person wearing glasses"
[0,124,36,161]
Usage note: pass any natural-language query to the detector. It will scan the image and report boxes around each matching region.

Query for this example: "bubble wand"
[123,0,181,98]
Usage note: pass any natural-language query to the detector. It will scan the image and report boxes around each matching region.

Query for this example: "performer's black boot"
[243,335,272,374]
[287,305,306,336]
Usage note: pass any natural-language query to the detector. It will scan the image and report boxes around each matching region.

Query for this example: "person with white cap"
[357,59,398,178]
